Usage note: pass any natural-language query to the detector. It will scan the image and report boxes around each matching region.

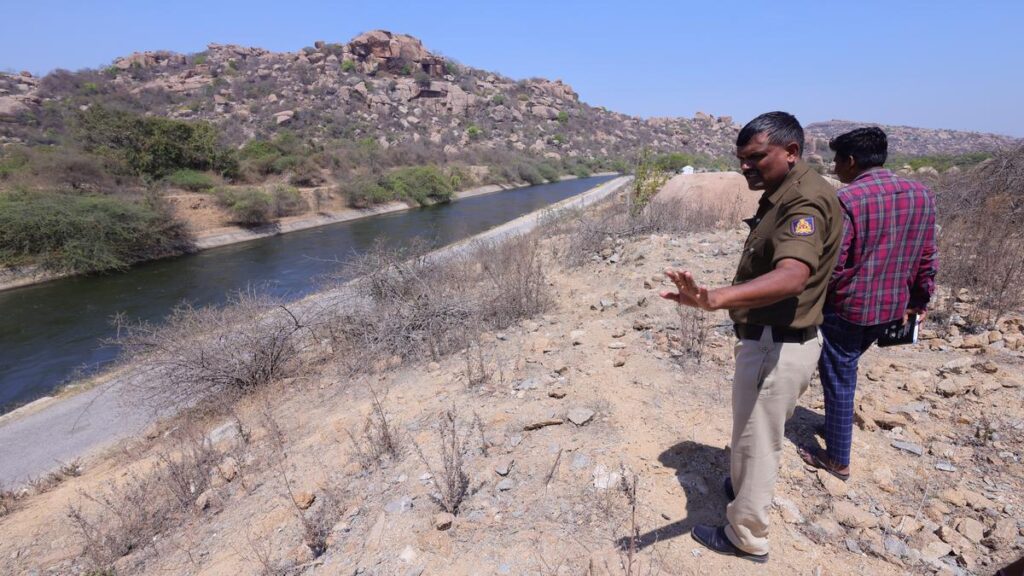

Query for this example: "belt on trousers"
[733,324,817,343]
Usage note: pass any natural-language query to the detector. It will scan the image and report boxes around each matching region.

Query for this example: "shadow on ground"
[620,440,729,550]
[622,405,829,551]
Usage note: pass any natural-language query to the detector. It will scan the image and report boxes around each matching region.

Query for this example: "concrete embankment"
[0,175,631,487]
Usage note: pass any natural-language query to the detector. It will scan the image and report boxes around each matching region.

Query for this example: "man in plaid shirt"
[798,127,938,480]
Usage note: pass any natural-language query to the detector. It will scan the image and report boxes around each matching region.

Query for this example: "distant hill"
[806,120,1019,157]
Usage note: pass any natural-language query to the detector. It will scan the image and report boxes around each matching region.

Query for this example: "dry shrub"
[675,306,710,365]
[155,433,219,511]
[936,146,1024,324]
[561,189,744,267]
[258,405,342,560]
[414,409,472,514]
[67,472,172,571]
[66,433,222,571]
[346,386,402,469]
[116,291,314,410]
[474,234,551,328]
[0,486,24,518]
[329,234,550,374]
[462,341,494,388]
[28,459,84,493]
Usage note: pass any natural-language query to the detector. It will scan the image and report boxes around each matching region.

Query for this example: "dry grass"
[66,472,173,571]
[560,190,744,268]
[346,386,403,469]
[328,233,550,375]
[414,408,473,515]
[674,306,711,365]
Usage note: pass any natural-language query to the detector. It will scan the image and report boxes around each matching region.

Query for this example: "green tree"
[630,148,669,216]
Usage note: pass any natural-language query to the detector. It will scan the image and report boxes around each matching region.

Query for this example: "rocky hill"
[0,31,740,165]
[806,120,1019,157]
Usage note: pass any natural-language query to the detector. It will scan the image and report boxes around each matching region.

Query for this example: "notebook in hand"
[877,314,919,347]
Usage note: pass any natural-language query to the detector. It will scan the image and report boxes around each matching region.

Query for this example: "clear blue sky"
[3,0,1022,136]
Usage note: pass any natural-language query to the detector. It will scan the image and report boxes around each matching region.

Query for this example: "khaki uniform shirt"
[729,160,842,329]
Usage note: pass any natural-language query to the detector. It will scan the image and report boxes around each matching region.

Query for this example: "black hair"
[736,111,804,155]
[829,127,887,169]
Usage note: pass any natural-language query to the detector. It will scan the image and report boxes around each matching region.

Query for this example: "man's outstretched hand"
[659,268,715,310]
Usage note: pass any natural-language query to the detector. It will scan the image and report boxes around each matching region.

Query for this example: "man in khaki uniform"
[661,111,842,563]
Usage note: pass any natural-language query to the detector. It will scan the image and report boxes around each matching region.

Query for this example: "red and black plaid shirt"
[828,168,938,326]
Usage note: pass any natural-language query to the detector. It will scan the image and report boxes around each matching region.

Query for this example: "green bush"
[215,188,274,225]
[0,191,192,273]
[466,125,483,140]
[516,164,544,186]
[384,165,455,205]
[572,164,592,178]
[271,186,308,217]
[215,186,308,225]
[537,163,560,183]
[74,106,238,180]
[557,111,569,123]
[343,165,455,208]
[491,94,506,105]
[164,169,216,191]
[238,133,310,179]
[341,60,356,72]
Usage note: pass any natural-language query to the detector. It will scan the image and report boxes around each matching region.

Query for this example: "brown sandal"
[798,445,850,481]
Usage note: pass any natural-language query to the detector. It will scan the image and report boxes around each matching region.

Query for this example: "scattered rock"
[954,517,985,543]
[612,352,627,367]
[206,421,242,452]
[496,479,514,492]
[217,457,239,482]
[567,408,596,426]
[385,495,414,514]
[293,491,316,510]
[773,496,805,523]
[195,490,212,511]
[570,330,586,345]
[988,518,1018,549]
[872,466,896,492]
[834,501,878,529]
[816,469,849,497]
[514,378,539,391]
[918,540,953,562]
[495,460,514,476]
[679,473,709,496]
[884,535,909,558]
[399,544,419,563]
[548,389,567,399]
[592,464,621,490]
[891,440,925,456]
[434,512,454,530]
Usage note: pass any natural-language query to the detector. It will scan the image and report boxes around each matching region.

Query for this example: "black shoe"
[691,525,769,563]
[724,476,735,501]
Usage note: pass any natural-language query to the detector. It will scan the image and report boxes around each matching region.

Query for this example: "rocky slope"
[0,30,740,164]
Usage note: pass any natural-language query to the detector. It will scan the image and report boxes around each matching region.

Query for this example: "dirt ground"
[1,174,1021,576]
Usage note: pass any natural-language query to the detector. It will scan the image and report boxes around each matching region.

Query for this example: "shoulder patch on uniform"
[791,216,815,236]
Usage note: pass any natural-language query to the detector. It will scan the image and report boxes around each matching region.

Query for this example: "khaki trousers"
[724,326,822,555]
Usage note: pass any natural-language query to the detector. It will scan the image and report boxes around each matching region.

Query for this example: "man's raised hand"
[660,268,714,310]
